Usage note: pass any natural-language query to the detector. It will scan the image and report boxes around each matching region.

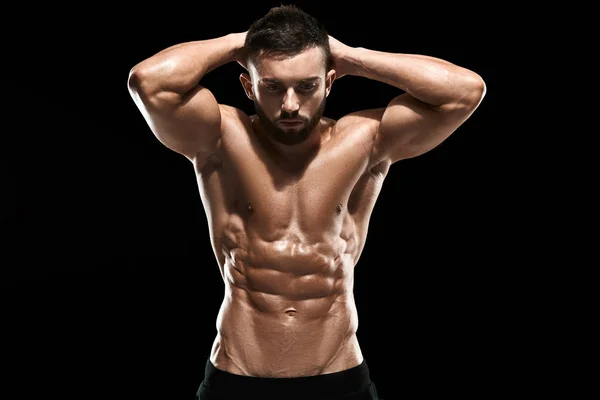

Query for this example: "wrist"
[342,46,366,76]
[226,32,247,64]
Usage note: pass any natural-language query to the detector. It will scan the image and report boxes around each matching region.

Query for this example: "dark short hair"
[245,4,332,70]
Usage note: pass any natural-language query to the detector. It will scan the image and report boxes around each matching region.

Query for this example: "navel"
[285,309,297,317]
[247,202,254,213]
[336,203,343,214]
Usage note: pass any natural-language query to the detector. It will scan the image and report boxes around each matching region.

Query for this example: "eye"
[264,84,281,91]
[298,83,317,92]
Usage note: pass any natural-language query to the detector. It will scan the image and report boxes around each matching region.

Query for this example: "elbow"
[127,64,182,111]
[437,73,486,115]
[467,72,487,107]
[127,66,149,98]
[128,62,166,98]
[127,66,168,110]
[127,67,154,111]
[455,72,486,110]
[127,66,167,114]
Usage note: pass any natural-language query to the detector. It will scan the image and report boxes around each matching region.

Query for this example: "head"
[240,5,336,146]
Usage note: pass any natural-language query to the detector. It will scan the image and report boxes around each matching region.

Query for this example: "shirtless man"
[127,5,486,400]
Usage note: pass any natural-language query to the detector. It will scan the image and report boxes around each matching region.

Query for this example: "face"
[241,46,335,146]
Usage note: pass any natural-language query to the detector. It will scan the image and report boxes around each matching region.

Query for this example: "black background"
[3,2,506,399]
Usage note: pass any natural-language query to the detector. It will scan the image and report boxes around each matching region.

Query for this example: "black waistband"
[201,359,372,398]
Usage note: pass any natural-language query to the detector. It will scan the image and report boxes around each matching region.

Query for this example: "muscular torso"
[194,107,389,377]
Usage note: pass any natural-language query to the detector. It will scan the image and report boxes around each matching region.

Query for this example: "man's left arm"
[329,36,487,164]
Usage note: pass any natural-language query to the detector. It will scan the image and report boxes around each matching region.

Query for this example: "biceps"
[377,94,468,163]
[137,85,222,161]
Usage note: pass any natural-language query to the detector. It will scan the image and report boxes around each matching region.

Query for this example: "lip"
[278,120,303,124]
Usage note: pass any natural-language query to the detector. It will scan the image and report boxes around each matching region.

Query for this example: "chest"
[195,124,381,239]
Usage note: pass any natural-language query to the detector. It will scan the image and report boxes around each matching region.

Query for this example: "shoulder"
[219,104,250,124]
[330,108,385,143]
[331,109,389,171]
[334,108,385,133]
[217,104,254,136]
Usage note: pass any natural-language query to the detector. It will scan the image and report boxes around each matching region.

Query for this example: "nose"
[281,88,300,114]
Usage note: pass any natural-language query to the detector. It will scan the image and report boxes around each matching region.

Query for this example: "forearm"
[341,47,483,107]
[129,32,245,97]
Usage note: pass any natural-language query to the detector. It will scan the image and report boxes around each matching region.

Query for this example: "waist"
[212,293,361,377]
[200,358,371,398]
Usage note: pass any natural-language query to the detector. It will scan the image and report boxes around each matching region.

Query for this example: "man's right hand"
[232,31,249,70]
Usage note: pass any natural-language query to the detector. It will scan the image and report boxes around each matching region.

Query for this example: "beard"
[253,96,326,146]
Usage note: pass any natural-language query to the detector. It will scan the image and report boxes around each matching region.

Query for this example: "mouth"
[278,119,303,126]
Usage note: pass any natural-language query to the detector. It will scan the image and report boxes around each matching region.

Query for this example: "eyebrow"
[261,77,321,84]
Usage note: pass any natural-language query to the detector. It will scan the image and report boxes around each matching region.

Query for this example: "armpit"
[196,139,223,175]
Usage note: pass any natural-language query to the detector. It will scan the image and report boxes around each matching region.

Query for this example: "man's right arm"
[127,32,246,163]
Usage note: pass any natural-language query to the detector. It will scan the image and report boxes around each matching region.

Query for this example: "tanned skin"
[127,31,486,378]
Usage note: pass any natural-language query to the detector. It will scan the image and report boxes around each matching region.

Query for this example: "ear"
[325,69,336,98]
[239,73,254,100]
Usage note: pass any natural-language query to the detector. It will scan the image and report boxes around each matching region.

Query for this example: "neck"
[254,118,330,170]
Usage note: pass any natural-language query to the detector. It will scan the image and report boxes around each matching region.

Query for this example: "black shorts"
[195,358,382,400]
